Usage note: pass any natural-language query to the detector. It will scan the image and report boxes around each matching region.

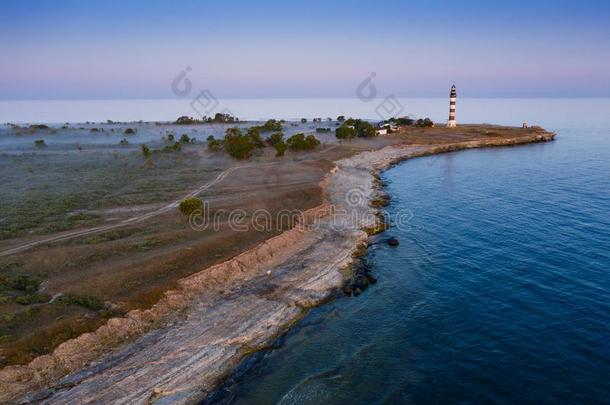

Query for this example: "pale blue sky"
[1,0,609,99]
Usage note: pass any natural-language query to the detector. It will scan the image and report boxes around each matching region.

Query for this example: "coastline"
[0,130,555,404]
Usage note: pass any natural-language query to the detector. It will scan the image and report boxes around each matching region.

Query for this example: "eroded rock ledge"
[0,130,555,404]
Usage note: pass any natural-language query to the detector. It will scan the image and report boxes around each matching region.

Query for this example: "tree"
[286,133,320,151]
[207,135,223,151]
[267,132,284,146]
[415,118,434,127]
[301,118,307,123]
[335,126,356,140]
[180,134,191,143]
[342,119,376,138]
[124,128,136,134]
[167,133,175,142]
[246,127,265,148]
[274,141,287,157]
[224,127,256,159]
[175,116,199,125]
[337,115,346,122]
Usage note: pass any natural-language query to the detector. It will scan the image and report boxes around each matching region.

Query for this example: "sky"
[1,0,610,100]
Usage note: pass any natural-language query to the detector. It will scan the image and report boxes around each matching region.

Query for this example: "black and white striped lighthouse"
[447,84,457,127]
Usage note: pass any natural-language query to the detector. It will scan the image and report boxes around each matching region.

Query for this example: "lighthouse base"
[447,120,457,128]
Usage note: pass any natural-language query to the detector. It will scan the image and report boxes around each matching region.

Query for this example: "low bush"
[16,294,50,305]
[207,135,223,151]
[162,142,181,152]
[34,139,46,147]
[0,272,43,293]
[54,294,104,311]
[124,128,136,134]
[179,197,203,216]
[141,144,151,158]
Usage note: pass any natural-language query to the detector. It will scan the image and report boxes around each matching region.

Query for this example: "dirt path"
[0,163,268,258]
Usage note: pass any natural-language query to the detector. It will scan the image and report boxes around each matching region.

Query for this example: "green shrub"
[247,127,265,148]
[286,133,320,151]
[179,197,203,216]
[224,127,256,159]
[343,119,376,137]
[167,133,175,142]
[141,144,151,158]
[207,135,223,151]
[119,138,129,145]
[175,116,200,125]
[124,128,136,134]
[274,141,287,157]
[54,294,104,310]
[415,118,434,127]
[260,119,283,132]
[179,133,191,143]
[162,142,181,152]
[268,132,284,146]
[16,294,50,305]
[0,272,43,293]
[34,139,46,147]
[30,124,49,130]
[335,126,357,140]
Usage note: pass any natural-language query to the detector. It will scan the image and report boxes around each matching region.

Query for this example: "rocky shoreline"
[0,130,555,404]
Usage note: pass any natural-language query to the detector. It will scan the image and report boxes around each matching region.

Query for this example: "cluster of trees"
[175,113,239,125]
[415,118,434,127]
[140,133,196,158]
[286,133,320,151]
[248,119,283,133]
[335,118,377,140]
[221,127,261,159]
[207,128,320,159]
[384,116,434,127]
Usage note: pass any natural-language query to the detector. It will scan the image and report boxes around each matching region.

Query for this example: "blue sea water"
[211,100,610,404]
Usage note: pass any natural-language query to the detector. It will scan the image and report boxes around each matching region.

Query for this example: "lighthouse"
[447,85,457,127]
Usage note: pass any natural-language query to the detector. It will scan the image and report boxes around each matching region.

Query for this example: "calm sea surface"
[206,99,610,404]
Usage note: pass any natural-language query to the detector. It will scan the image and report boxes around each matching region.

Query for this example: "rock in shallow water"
[387,237,399,246]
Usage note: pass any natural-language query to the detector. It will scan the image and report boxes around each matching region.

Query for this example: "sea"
[2,98,609,404]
